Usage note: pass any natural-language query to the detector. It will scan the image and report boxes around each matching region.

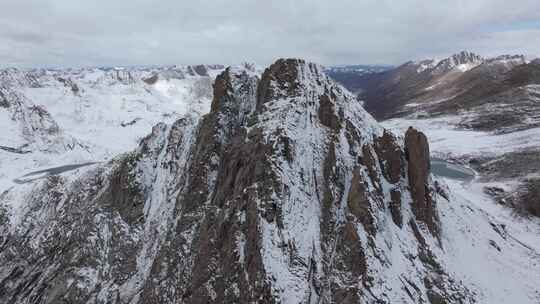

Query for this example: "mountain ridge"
[331,51,537,122]
[1,58,539,303]
[0,58,476,303]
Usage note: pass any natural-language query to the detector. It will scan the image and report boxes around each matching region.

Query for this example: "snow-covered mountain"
[0,64,231,194]
[335,51,533,121]
[430,51,484,74]
[1,58,539,303]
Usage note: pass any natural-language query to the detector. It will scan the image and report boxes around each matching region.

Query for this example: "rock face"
[405,127,439,236]
[0,59,472,303]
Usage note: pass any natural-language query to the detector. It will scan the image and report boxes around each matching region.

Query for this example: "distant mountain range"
[329,51,540,133]
[324,64,394,94]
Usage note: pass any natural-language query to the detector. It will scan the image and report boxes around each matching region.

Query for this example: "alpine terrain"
[0,58,539,304]
[331,51,540,218]
[332,51,540,303]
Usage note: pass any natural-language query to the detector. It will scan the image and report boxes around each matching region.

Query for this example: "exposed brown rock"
[257,58,313,110]
[274,128,294,163]
[374,130,403,184]
[360,144,381,192]
[390,189,403,227]
[210,68,232,113]
[318,94,341,131]
[344,120,362,156]
[405,127,439,235]
[137,67,268,303]
[347,168,376,235]
[331,222,366,303]
[104,153,145,226]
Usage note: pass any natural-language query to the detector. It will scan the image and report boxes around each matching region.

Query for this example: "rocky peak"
[433,51,484,73]
[209,66,258,141]
[210,67,257,114]
[487,54,526,63]
[0,58,472,303]
[451,51,484,65]
[415,59,440,73]
[257,58,349,132]
[405,52,484,75]
[257,58,310,106]
[405,127,439,235]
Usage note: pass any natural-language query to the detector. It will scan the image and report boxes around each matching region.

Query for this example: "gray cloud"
[1,0,540,67]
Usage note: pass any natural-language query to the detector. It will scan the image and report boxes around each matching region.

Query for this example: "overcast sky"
[2,0,540,68]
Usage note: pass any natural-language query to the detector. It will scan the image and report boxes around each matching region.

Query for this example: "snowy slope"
[0,64,227,198]
[382,117,540,303]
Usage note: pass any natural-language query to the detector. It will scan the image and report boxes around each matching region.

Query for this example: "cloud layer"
[1,0,540,67]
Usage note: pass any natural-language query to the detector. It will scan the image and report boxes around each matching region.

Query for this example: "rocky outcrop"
[57,77,80,94]
[405,127,439,236]
[517,178,540,217]
[142,74,159,84]
[374,130,404,227]
[374,129,403,184]
[0,88,9,108]
[0,59,471,303]
[318,94,342,131]
[257,58,303,108]
[432,51,483,74]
